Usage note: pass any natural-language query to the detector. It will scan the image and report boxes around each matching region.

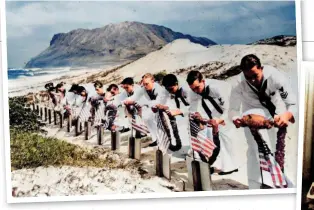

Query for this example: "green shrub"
[10,128,114,171]
[9,96,45,133]
[153,70,168,83]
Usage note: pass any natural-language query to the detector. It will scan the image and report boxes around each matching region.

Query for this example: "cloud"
[5,1,296,67]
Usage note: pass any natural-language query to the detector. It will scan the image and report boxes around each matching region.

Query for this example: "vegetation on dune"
[10,128,117,171]
[9,96,45,133]
[153,70,168,83]
[9,96,139,171]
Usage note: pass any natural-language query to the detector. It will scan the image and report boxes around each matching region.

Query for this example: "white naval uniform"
[189,79,239,173]
[126,82,166,143]
[75,85,98,121]
[159,78,191,156]
[113,84,145,128]
[228,65,297,189]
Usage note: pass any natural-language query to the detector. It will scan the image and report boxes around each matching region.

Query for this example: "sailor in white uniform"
[115,78,147,133]
[123,73,166,146]
[69,85,98,122]
[154,74,191,156]
[229,54,297,189]
[186,70,239,175]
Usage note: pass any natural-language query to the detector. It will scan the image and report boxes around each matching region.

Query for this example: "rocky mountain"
[248,35,296,46]
[25,21,216,68]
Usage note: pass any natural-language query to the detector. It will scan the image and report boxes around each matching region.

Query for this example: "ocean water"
[7,67,72,80]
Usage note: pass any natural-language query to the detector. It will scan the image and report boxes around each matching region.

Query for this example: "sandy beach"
[10,39,299,196]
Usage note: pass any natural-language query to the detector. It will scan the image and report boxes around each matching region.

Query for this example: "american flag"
[259,152,288,188]
[77,102,91,122]
[156,111,171,154]
[251,128,288,188]
[131,118,150,135]
[94,102,106,125]
[189,116,216,159]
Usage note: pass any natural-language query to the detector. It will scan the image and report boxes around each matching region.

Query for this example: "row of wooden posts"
[30,102,213,191]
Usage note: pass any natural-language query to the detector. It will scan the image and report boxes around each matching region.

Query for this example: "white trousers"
[141,107,158,143]
[199,121,239,172]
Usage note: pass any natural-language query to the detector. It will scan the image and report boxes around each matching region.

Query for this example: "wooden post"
[54,111,57,125]
[191,160,202,191]
[128,136,135,158]
[75,117,81,136]
[48,109,52,124]
[32,103,35,111]
[199,161,213,191]
[59,112,63,128]
[162,153,171,180]
[67,115,72,132]
[40,107,43,120]
[36,105,39,115]
[97,126,104,145]
[134,139,142,160]
[155,149,163,177]
[44,107,48,121]
[111,131,120,151]
[84,121,91,140]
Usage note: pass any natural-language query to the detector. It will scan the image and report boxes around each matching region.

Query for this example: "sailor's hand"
[274,112,293,128]
[192,112,203,121]
[208,118,225,126]
[104,97,109,103]
[123,99,134,105]
[151,106,158,113]
[166,109,182,117]
[155,104,168,110]
[232,117,243,128]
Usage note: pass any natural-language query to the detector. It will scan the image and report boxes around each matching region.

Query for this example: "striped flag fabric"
[189,116,216,159]
[156,111,171,154]
[131,118,150,135]
[259,152,288,188]
[251,128,288,188]
[94,102,106,125]
[78,102,91,122]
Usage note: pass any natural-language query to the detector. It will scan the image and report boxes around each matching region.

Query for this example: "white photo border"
[0,0,303,204]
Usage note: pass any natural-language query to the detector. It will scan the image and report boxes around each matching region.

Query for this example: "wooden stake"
[156,149,163,177]
[59,112,63,128]
[40,107,43,120]
[44,107,48,121]
[84,121,91,140]
[48,109,52,124]
[75,117,81,136]
[111,130,121,151]
[162,153,171,180]
[67,115,72,132]
[134,139,142,160]
[54,111,57,125]
[128,136,135,158]
[97,126,104,145]
[191,160,202,191]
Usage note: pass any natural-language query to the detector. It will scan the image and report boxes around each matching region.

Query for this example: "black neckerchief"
[246,79,276,118]
[199,85,223,119]
[147,88,157,100]
[127,91,134,97]
[174,87,190,109]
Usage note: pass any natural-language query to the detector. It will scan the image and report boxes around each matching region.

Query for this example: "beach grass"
[10,128,119,171]
[9,96,121,171]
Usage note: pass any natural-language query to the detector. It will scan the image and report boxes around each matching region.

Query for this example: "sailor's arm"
[228,82,243,128]
[273,71,297,126]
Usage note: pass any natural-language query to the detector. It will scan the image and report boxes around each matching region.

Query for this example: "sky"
[5,1,296,68]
